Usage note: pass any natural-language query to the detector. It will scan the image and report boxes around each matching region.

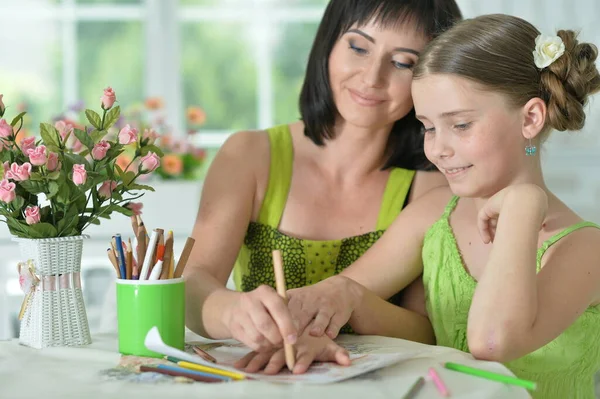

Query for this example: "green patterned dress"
[423,196,600,399]
[233,124,416,299]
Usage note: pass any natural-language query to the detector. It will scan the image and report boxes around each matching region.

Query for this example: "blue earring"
[525,138,537,156]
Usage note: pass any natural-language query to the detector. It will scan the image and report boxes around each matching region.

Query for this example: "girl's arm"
[468,184,600,362]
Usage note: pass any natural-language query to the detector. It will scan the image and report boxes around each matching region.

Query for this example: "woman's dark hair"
[299,0,462,170]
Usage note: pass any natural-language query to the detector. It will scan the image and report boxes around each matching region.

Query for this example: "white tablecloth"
[0,333,530,399]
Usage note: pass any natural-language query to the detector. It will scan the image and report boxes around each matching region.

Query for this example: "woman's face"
[328,19,428,130]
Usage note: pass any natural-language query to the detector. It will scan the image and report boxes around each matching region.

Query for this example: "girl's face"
[412,74,532,199]
[328,19,428,130]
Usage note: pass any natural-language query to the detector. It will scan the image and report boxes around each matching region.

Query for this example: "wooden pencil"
[271,250,295,371]
[174,237,195,278]
[126,239,133,279]
[161,231,174,280]
[107,248,120,278]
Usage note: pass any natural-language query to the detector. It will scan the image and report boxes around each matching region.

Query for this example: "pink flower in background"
[27,145,47,166]
[98,181,118,199]
[0,119,13,138]
[101,87,116,110]
[118,125,138,145]
[126,202,143,216]
[6,162,32,181]
[139,152,160,173]
[24,206,41,225]
[46,152,61,172]
[20,136,36,155]
[91,141,111,160]
[142,128,158,145]
[0,179,16,203]
[72,164,87,186]
[0,94,5,114]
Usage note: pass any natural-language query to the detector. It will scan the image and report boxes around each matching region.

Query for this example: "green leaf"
[74,128,94,151]
[85,109,102,130]
[121,171,136,187]
[6,218,31,238]
[10,112,27,127]
[40,123,60,148]
[56,180,71,205]
[46,171,61,180]
[104,106,120,130]
[126,184,155,192]
[19,180,46,195]
[140,145,164,158]
[89,129,107,144]
[109,204,133,217]
[29,172,44,181]
[64,153,90,169]
[47,181,59,199]
[58,212,79,236]
[28,222,59,238]
[12,196,24,211]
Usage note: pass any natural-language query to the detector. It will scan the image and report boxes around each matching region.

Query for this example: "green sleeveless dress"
[423,196,600,399]
[233,124,415,295]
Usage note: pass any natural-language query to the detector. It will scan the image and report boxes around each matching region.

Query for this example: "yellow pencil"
[177,361,246,380]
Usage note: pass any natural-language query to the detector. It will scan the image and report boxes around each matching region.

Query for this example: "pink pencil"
[429,367,450,397]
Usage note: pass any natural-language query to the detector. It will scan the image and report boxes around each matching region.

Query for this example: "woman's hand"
[234,332,351,375]
[222,285,298,352]
[287,275,365,339]
[477,184,548,244]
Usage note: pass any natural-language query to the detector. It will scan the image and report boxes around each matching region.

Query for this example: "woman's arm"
[468,185,600,362]
[184,130,296,350]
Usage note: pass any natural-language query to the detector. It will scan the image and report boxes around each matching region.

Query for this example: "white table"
[0,332,531,399]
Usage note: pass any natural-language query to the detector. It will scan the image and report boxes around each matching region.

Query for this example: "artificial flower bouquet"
[0,88,162,239]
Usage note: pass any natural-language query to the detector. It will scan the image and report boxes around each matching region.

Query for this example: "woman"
[184,0,462,355]
[247,14,600,397]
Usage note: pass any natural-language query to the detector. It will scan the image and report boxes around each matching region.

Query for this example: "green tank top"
[423,196,600,399]
[233,124,415,293]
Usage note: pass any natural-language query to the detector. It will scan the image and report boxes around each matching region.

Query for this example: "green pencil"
[444,362,537,391]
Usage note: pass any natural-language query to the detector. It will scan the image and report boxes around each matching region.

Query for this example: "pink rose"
[6,162,32,181]
[101,87,116,110]
[0,179,16,203]
[24,206,41,225]
[142,128,158,145]
[20,137,36,155]
[139,152,160,173]
[72,164,87,186]
[0,119,12,138]
[27,145,47,166]
[98,181,118,199]
[91,141,111,161]
[118,125,138,145]
[126,202,143,216]
[0,94,5,114]
[46,152,61,172]
[55,120,73,140]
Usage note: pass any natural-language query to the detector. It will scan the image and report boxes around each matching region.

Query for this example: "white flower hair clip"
[533,34,565,69]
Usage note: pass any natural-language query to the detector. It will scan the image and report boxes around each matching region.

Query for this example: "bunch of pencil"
[108,215,196,281]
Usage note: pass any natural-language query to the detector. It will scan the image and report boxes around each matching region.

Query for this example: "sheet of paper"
[145,327,420,384]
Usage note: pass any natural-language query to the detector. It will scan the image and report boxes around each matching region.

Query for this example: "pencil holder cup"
[116,278,185,358]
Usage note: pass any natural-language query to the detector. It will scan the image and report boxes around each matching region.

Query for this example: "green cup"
[116,278,185,358]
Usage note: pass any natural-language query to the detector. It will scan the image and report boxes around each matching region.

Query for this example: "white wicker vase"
[14,235,92,348]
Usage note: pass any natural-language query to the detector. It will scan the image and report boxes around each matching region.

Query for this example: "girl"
[242,14,600,398]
